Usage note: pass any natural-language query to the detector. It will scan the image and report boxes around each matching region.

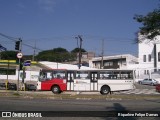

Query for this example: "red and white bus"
[37,69,135,95]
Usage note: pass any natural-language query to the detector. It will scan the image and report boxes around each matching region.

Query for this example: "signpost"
[17,52,23,92]
[23,60,31,66]
[17,52,23,59]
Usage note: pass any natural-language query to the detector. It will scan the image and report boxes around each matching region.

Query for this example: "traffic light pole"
[16,38,22,93]
[17,58,21,93]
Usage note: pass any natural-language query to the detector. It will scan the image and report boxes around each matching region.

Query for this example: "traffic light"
[15,41,20,50]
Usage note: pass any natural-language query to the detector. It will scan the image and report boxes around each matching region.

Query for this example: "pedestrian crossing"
[114,89,160,95]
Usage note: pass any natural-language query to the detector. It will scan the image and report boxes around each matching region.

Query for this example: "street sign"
[23,60,31,66]
[17,52,23,59]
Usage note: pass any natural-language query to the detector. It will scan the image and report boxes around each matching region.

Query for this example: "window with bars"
[143,55,146,62]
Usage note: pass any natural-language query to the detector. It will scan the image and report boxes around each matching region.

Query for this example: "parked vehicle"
[25,84,36,91]
[0,82,17,90]
[156,84,160,92]
[8,83,17,90]
[0,82,36,91]
[138,78,159,86]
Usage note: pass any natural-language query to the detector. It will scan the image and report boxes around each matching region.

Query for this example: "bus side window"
[42,73,47,79]
[57,74,61,79]
[39,72,51,81]
[101,74,105,79]
[86,75,89,79]
[77,74,80,78]
[39,74,45,81]
[47,73,52,79]
[108,75,112,79]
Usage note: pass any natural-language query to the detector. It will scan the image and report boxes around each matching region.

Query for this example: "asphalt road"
[0,97,160,111]
[0,97,160,118]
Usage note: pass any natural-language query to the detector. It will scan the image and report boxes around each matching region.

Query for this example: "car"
[8,83,17,90]
[156,84,160,92]
[0,82,17,90]
[25,84,36,91]
[138,78,159,86]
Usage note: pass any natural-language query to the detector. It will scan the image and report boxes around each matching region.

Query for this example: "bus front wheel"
[51,86,60,94]
[100,86,110,95]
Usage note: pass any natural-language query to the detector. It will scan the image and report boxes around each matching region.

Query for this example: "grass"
[13,92,20,96]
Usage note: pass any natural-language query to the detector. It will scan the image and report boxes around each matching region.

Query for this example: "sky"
[0,0,159,56]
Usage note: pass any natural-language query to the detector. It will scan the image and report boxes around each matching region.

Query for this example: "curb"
[1,90,160,100]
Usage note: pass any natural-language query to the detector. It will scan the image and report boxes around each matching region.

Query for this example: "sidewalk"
[1,89,160,100]
[62,91,100,95]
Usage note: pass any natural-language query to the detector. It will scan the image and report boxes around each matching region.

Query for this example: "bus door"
[90,72,98,91]
[67,71,74,91]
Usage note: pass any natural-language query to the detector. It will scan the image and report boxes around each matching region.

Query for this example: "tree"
[0,51,17,60]
[36,47,76,62]
[134,8,160,41]
[52,47,68,53]
[71,48,86,53]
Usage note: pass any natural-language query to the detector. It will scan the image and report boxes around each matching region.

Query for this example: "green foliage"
[71,47,86,53]
[23,55,33,61]
[52,47,68,53]
[134,8,160,40]
[36,47,81,62]
[0,51,17,60]
[0,47,87,62]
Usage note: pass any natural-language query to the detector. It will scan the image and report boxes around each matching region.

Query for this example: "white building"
[0,66,41,84]
[137,34,160,80]
[88,34,160,82]
[89,54,138,69]
[138,35,160,71]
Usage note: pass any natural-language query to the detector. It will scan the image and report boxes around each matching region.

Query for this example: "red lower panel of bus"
[41,79,67,91]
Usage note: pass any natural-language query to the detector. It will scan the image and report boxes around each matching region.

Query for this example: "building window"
[104,62,113,66]
[148,54,151,62]
[158,52,160,62]
[144,70,149,75]
[143,55,146,62]
[0,68,16,75]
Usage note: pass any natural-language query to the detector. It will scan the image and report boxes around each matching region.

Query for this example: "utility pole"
[78,35,83,69]
[154,44,157,72]
[75,35,83,69]
[101,39,104,69]
[32,40,36,61]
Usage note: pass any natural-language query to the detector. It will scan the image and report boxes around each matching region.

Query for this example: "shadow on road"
[102,103,136,120]
[102,102,160,120]
[114,103,135,120]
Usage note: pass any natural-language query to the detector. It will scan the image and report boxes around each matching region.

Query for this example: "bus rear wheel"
[100,86,110,95]
[51,86,60,94]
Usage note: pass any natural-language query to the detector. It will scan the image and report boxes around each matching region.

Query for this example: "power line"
[0,33,137,56]
[0,32,44,52]
[23,35,135,43]
[0,32,19,42]
[22,43,43,51]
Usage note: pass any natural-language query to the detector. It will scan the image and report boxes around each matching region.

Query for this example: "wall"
[0,70,39,82]
[138,35,160,71]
